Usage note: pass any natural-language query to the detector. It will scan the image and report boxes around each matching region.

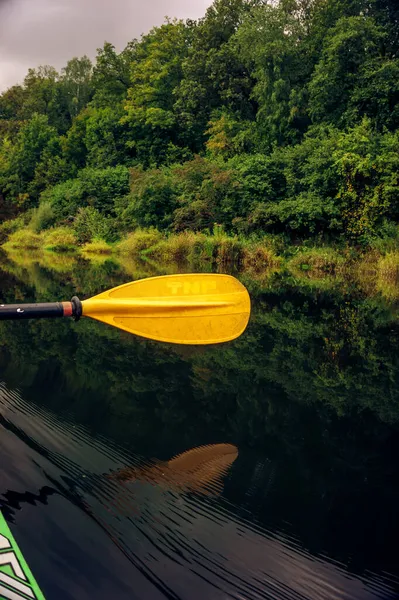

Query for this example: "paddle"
[0,274,251,344]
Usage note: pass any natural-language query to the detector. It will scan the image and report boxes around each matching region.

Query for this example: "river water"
[0,251,398,600]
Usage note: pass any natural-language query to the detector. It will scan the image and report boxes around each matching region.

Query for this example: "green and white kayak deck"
[0,512,45,600]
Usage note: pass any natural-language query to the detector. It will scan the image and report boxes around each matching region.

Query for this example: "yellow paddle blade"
[81,273,251,344]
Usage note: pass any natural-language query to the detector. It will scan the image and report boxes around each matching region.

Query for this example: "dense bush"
[41,166,130,219]
[73,206,115,243]
[115,167,178,231]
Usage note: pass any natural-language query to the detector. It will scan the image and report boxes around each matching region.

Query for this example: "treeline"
[0,0,399,246]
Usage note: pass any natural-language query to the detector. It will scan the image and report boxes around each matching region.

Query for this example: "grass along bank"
[1,222,283,269]
[1,222,398,300]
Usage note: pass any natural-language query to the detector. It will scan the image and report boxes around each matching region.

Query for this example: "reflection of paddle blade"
[110,443,238,497]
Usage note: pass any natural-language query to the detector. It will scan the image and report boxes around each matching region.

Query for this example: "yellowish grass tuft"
[243,243,281,272]
[117,229,163,255]
[377,251,399,300]
[42,227,77,252]
[81,239,113,255]
[3,229,42,250]
[288,247,345,274]
[149,231,198,262]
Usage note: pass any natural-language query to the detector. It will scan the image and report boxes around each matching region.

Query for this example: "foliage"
[61,56,93,119]
[0,212,32,243]
[115,167,178,231]
[117,229,163,255]
[73,206,115,243]
[0,0,399,248]
[92,41,136,106]
[81,239,113,254]
[29,201,56,232]
[42,227,78,252]
[0,113,60,207]
[84,105,130,168]
[242,242,282,271]
[122,20,190,166]
[3,229,42,249]
[41,165,130,219]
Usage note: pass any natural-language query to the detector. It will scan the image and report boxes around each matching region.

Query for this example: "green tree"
[84,105,131,168]
[92,41,136,106]
[22,66,69,132]
[0,113,59,207]
[122,20,190,166]
[234,1,312,149]
[174,0,256,151]
[115,166,177,230]
[61,56,93,119]
[308,17,385,126]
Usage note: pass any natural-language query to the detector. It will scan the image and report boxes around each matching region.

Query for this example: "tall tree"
[308,16,386,126]
[174,0,256,151]
[234,1,312,149]
[122,20,190,165]
[22,66,69,132]
[61,56,93,120]
[92,42,136,106]
[0,113,58,206]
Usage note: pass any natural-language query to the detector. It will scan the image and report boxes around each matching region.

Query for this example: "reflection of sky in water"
[1,383,398,600]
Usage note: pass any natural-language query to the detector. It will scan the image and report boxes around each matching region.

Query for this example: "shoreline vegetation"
[1,224,398,301]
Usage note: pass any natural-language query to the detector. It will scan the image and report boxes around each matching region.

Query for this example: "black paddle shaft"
[0,297,82,321]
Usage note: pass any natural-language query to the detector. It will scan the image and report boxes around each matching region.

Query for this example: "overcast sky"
[0,0,212,92]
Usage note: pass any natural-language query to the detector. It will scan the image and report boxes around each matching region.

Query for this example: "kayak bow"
[0,511,46,599]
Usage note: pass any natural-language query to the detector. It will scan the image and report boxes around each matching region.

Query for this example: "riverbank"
[2,220,398,266]
[1,227,398,302]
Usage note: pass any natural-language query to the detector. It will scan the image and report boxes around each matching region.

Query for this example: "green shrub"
[42,227,77,252]
[115,167,178,231]
[215,236,244,265]
[149,232,198,262]
[3,229,42,249]
[171,157,238,231]
[0,212,32,244]
[41,165,130,219]
[29,202,56,232]
[243,243,281,271]
[370,221,399,254]
[117,229,163,255]
[187,233,216,262]
[73,206,115,243]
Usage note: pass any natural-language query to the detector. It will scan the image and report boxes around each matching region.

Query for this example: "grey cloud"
[0,0,211,91]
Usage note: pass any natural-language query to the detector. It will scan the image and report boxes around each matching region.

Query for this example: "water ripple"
[1,382,398,599]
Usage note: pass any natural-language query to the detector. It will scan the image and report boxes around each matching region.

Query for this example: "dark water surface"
[0,252,399,599]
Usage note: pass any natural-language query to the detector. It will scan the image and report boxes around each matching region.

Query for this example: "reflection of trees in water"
[1,258,399,598]
[0,259,398,440]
